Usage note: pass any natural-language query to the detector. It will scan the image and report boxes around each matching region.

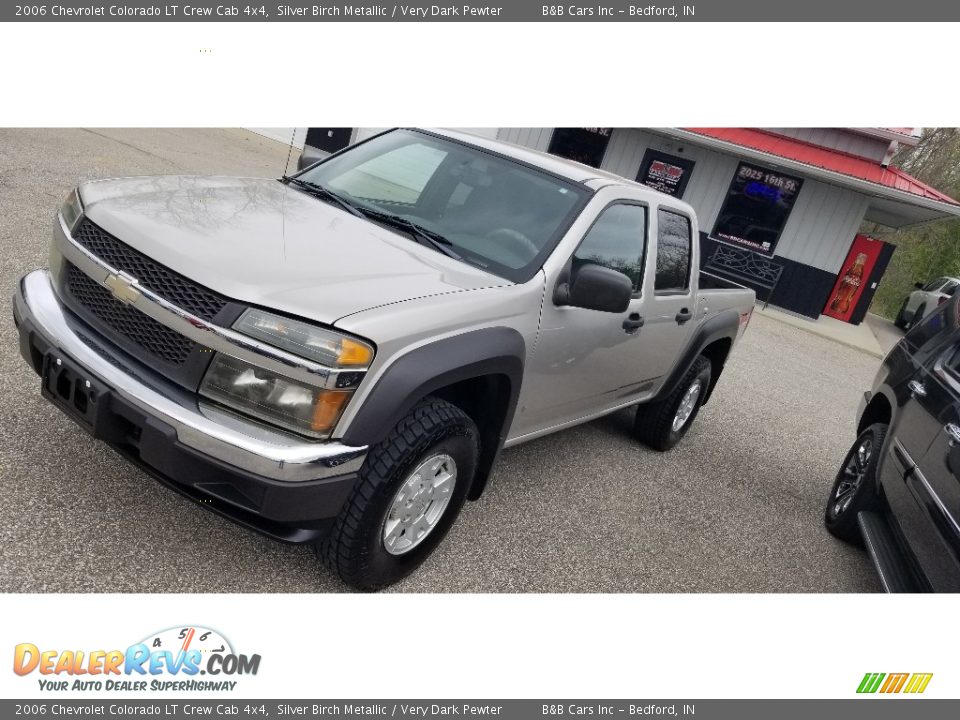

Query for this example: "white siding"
[496,128,554,152]
[504,127,870,274]
[766,128,889,163]
[354,127,389,143]
[774,179,869,271]
[355,127,500,144]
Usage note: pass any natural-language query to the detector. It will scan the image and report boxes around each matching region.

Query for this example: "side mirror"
[556,263,633,313]
[296,146,328,172]
[915,281,925,290]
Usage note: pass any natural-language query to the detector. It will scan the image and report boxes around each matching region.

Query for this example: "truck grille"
[65,264,196,366]
[72,218,228,321]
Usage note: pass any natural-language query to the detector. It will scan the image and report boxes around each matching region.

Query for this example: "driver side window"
[573,203,647,291]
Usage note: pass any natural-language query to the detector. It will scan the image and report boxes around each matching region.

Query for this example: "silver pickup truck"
[13,128,755,589]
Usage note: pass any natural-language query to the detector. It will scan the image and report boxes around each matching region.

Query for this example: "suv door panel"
[905,358,960,590]
[882,348,960,591]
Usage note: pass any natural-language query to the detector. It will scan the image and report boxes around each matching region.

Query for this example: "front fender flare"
[340,327,526,499]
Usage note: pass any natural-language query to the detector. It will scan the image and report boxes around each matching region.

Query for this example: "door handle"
[675,308,693,324]
[622,313,644,333]
[944,423,960,446]
[908,380,927,398]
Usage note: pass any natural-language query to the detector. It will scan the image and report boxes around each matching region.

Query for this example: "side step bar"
[858,511,924,593]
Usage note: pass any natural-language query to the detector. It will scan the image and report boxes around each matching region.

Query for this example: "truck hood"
[78,176,506,326]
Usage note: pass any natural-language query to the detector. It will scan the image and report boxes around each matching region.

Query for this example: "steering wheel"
[485,227,539,259]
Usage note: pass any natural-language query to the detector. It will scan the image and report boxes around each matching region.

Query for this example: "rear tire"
[894,299,909,329]
[317,397,478,591]
[824,423,887,546]
[634,356,711,451]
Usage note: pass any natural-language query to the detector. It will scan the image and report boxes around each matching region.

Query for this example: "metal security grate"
[65,264,196,366]
[72,218,228,321]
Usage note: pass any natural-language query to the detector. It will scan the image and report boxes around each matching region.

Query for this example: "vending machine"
[823,234,895,324]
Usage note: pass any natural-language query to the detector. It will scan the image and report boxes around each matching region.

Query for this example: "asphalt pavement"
[0,129,881,592]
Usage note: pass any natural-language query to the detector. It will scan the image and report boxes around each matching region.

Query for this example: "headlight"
[233,309,373,367]
[200,354,352,438]
[61,188,84,234]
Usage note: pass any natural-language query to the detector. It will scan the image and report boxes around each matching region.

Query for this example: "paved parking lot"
[0,129,880,592]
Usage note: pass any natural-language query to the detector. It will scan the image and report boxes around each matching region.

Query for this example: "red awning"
[682,128,959,206]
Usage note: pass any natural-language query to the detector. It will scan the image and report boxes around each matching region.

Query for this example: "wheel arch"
[339,327,525,501]
[857,390,893,436]
[653,309,740,406]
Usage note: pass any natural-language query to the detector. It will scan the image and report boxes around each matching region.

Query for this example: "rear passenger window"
[943,281,959,296]
[655,209,692,292]
[573,203,647,291]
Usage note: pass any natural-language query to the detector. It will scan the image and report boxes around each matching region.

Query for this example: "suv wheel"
[894,299,910,329]
[634,355,711,451]
[824,423,887,545]
[318,396,478,591]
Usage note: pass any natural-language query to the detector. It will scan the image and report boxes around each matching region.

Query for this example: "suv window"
[943,280,959,296]
[923,277,947,292]
[573,203,647,291]
[655,209,692,292]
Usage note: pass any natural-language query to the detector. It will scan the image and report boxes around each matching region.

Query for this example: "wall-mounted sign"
[637,149,696,198]
[713,162,804,256]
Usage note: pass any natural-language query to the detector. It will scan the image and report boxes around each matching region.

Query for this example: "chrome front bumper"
[14,269,367,483]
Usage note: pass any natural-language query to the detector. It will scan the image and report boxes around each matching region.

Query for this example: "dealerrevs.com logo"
[13,626,261,692]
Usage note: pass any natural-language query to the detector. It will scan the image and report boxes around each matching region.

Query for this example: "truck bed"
[697,270,756,321]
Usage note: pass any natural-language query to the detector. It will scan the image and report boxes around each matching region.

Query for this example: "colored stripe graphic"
[857,672,932,694]
[857,673,885,693]
[904,673,933,694]
[880,673,909,693]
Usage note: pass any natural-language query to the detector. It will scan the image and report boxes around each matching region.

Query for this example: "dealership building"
[254,127,960,324]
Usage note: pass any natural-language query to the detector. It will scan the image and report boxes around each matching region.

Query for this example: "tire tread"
[319,397,477,590]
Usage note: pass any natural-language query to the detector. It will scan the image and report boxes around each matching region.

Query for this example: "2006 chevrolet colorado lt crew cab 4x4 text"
[13,128,755,589]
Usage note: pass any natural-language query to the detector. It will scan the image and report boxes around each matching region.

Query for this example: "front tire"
[824,423,887,545]
[634,355,711,451]
[318,397,479,591]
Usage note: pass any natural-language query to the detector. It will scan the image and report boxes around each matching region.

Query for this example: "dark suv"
[825,297,960,592]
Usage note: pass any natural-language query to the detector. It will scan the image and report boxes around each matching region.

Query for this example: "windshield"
[296,129,590,282]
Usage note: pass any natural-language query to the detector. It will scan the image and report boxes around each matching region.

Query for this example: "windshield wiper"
[352,206,462,261]
[281,176,364,218]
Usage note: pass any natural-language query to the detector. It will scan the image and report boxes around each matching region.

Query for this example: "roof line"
[660,128,960,216]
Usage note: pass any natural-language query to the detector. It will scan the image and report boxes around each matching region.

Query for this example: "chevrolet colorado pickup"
[13,128,755,589]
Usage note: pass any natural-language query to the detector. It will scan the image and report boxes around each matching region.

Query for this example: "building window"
[655,209,692,293]
[547,128,612,169]
[713,162,804,256]
[573,203,647,291]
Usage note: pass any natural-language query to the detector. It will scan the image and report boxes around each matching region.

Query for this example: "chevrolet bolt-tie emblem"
[103,271,141,304]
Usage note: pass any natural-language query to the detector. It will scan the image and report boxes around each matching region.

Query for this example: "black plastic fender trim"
[340,327,526,499]
[652,308,740,405]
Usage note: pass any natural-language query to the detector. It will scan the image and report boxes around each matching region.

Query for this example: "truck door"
[638,209,697,384]
[517,201,650,434]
